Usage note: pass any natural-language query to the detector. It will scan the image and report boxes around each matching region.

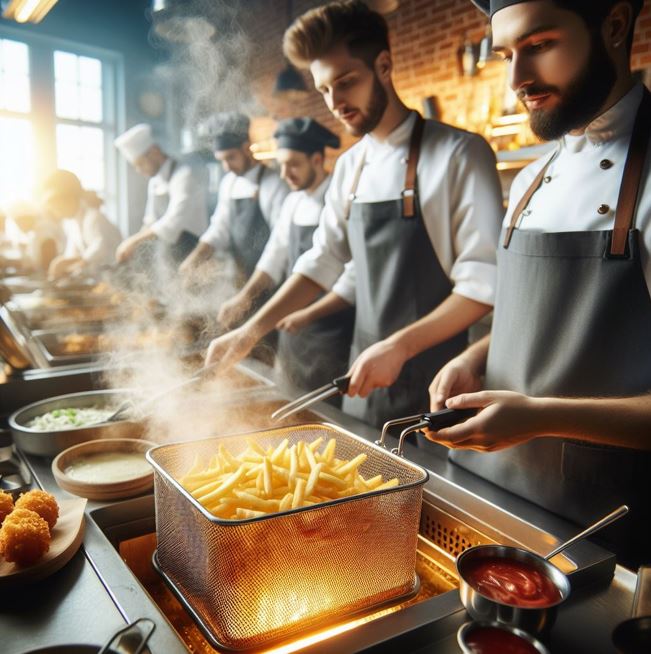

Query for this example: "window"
[54,51,105,193]
[0,28,123,227]
[0,38,34,204]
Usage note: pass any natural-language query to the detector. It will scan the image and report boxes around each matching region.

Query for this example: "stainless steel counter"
[0,359,640,654]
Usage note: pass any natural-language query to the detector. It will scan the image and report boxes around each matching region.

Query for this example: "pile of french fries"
[178,437,399,520]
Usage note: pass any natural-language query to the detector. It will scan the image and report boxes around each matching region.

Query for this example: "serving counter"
[0,359,641,654]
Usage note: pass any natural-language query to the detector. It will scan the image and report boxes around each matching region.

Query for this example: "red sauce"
[465,626,539,654]
[464,556,562,608]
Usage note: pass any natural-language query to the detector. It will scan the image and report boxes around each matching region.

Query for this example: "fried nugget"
[0,490,14,525]
[15,489,59,531]
[0,508,51,565]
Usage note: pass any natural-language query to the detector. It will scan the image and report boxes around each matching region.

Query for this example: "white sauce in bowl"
[64,451,151,483]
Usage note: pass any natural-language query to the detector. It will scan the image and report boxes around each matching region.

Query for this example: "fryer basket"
[147,422,428,651]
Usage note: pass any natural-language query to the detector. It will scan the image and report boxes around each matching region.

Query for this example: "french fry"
[178,437,402,520]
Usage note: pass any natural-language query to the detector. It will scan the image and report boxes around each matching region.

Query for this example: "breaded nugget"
[15,489,59,531]
[0,508,51,565]
[0,490,14,524]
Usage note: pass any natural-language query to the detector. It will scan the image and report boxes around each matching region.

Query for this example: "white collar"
[561,83,644,151]
[305,174,330,203]
[364,111,418,151]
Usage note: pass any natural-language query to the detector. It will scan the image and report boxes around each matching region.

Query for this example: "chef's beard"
[347,74,388,137]
[524,33,617,141]
[293,166,317,192]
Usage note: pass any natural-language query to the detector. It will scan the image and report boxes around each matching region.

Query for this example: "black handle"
[333,375,351,393]
[422,408,476,430]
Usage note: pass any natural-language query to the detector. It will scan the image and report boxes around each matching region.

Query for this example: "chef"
[113,123,208,265]
[42,169,122,279]
[430,0,650,565]
[205,0,504,428]
[179,113,288,284]
[217,117,355,393]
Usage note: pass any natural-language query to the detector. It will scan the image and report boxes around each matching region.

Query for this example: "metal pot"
[456,544,571,636]
[457,620,550,654]
[9,389,145,457]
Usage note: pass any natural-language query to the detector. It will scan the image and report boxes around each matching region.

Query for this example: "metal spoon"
[545,504,629,561]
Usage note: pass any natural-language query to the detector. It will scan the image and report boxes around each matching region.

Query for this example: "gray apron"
[277,214,355,395]
[451,90,651,565]
[342,115,468,428]
[229,165,270,280]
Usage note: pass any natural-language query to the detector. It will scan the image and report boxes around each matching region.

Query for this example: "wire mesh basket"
[147,422,429,651]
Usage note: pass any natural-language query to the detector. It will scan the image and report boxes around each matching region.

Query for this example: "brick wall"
[248,0,651,160]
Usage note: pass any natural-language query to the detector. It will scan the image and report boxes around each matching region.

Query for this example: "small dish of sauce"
[64,451,151,484]
[463,625,541,654]
[463,556,562,608]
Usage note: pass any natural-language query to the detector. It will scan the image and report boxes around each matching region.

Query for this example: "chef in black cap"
[180,112,288,283]
[432,0,650,566]
[217,117,355,394]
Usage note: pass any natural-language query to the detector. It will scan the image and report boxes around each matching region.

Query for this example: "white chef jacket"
[256,175,331,284]
[293,111,503,306]
[506,83,651,295]
[6,216,65,269]
[62,203,122,268]
[143,157,209,243]
[199,163,288,251]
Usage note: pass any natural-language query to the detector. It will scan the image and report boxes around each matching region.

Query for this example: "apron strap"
[402,113,425,219]
[503,149,558,248]
[168,159,178,178]
[610,88,651,256]
[343,112,426,221]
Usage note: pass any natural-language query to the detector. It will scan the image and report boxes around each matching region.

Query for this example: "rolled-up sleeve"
[150,167,202,244]
[331,260,356,305]
[199,175,231,251]
[446,135,503,305]
[292,157,353,291]
[256,195,293,283]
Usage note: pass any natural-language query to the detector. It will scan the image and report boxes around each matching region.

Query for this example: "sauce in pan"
[464,556,562,608]
[464,625,540,654]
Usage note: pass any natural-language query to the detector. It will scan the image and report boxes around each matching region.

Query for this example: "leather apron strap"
[344,113,426,221]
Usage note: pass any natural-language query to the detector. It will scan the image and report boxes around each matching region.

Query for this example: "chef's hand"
[116,234,143,264]
[218,293,250,329]
[48,256,71,280]
[276,308,312,334]
[204,325,258,372]
[427,390,541,451]
[429,354,483,411]
[347,339,409,398]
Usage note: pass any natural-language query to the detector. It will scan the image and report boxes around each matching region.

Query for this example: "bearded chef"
[179,113,288,284]
[204,0,504,428]
[429,0,651,566]
[217,117,355,394]
[114,123,208,265]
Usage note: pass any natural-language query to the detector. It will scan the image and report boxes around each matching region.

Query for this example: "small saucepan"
[457,620,550,654]
[457,505,629,636]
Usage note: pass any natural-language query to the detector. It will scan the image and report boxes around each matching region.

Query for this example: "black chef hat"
[471,0,643,18]
[274,118,340,154]
[213,112,250,151]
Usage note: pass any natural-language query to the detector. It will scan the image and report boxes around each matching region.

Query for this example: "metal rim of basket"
[146,421,429,526]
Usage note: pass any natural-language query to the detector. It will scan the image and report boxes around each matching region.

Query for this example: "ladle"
[544,504,629,560]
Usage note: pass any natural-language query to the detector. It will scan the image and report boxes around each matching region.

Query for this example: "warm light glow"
[3,0,59,24]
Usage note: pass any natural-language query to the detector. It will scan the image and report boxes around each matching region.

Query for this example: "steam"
[150,0,262,134]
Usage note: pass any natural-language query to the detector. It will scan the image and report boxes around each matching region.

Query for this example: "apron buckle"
[401,188,417,219]
[604,230,631,260]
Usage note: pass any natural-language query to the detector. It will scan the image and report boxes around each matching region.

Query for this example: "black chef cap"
[213,112,250,151]
[274,118,340,154]
[471,0,643,18]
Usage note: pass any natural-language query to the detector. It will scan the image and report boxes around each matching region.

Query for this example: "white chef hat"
[114,123,155,164]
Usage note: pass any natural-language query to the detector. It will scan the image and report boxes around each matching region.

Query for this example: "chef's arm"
[347,293,490,397]
[277,292,352,334]
[217,270,276,328]
[435,391,651,452]
[205,273,323,368]
[179,241,214,274]
[115,227,156,264]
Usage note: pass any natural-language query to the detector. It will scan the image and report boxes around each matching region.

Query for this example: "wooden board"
[0,497,86,587]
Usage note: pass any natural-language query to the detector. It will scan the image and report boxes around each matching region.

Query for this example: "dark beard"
[348,75,388,136]
[296,166,317,191]
[524,33,617,141]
